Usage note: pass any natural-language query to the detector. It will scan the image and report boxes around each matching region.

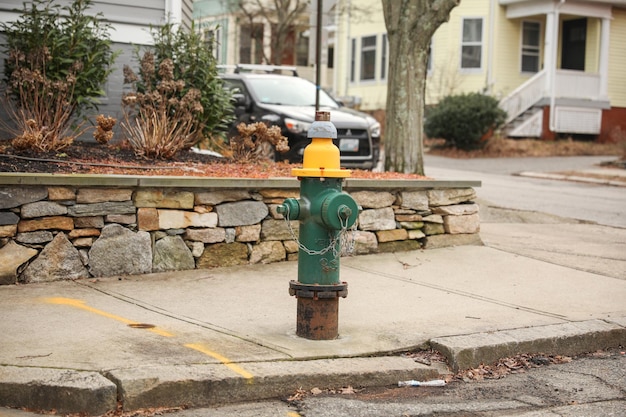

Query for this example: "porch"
[498,0,616,138]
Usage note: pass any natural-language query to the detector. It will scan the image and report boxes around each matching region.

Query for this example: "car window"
[247,77,339,108]
[223,79,247,96]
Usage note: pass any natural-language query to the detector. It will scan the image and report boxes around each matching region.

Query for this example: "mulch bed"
[0,140,425,179]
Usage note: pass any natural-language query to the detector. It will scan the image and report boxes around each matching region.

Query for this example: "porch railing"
[500,69,602,125]
[499,70,546,124]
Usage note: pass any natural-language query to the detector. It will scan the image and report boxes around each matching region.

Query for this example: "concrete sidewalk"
[1,209,625,415]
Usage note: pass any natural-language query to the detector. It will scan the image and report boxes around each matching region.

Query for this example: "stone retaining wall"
[0,175,481,285]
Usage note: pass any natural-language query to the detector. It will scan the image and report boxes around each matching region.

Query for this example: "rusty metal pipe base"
[296,298,339,340]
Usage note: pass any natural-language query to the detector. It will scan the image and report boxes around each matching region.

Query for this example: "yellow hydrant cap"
[292,111,351,178]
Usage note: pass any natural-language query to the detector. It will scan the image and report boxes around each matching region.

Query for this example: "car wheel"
[255,141,277,162]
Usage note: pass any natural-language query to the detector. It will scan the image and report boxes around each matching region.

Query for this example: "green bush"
[134,22,233,142]
[424,92,507,151]
[2,0,117,118]
[1,0,117,151]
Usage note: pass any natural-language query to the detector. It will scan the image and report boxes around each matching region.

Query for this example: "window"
[381,34,387,80]
[204,27,222,62]
[239,24,264,64]
[521,21,540,73]
[461,18,483,69]
[350,38,356,82]
[360,35,376,80]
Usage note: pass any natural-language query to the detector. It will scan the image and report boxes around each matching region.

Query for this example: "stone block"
[351,190,396,208]
[158,210,218,230]
[395,213,423,222]
[22,233,89,283]
[423,214,443,224]
[77,188,133,203]
[0,211,19,225]
[376,228,408,243]
[16,231,53,244]
[68,228,101,238]
[428,188,476,206]
[134,190,194,209]
[89,224,152,277]
[350,230,378,255]
[378,239,421,253]
[74,216,104,228]
[423,222,445,235]
[433,203,479,216]
[0,224,17,238]
[153,235,195,272]
[249,241,286,264]
[399,221,424,230]
[68,201,135,217]
[197,242,248,268]
[137,207,159,231]
[443,213,480,234]
[47,186,76,201]
[358,207,396,231]
[261,219,298,241]
[0,241,38,285]
[0,186,47,209]
[408,229,426,239]
[195,190,251,205]
[215,201,269,227]
[18,216,74,233]
[106,214,136,224]
[184,227,226,243]
[72,237,94,248]
[400,191,429,211]
[236,224,262,242]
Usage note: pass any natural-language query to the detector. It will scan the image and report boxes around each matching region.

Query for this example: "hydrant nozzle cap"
[315,111,331,122]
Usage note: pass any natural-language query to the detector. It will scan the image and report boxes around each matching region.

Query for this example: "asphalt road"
[424,154,626,228]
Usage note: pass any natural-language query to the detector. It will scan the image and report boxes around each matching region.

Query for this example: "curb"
[516,171,626,187]
[2,320,625,414]
[0,357,446,414]
[431,319,626,372]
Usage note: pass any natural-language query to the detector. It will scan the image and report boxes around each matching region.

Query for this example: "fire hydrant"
[277,111,359,340]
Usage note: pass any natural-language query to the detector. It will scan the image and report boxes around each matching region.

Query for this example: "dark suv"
[220,65,380,170]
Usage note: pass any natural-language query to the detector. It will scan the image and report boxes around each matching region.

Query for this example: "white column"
[263,22,272,64]
[599,17,610,99]
[544,11,555,96]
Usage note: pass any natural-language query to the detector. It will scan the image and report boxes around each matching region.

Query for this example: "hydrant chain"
[282,204,355,256]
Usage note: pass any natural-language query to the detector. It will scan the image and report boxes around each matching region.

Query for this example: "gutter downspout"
[549,0,566,133]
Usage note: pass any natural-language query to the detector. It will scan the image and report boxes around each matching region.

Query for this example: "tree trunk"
[382,0,460,175]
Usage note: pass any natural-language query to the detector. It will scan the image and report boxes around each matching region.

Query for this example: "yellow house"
[334,0,626,142]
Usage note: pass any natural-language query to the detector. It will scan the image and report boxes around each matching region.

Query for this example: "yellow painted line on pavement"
[42,297,174,337]
[287,412,301,417]
[42,297,255,380]
[185,343,255,382]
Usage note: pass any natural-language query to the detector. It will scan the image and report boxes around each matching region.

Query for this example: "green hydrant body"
[277,111,358,340]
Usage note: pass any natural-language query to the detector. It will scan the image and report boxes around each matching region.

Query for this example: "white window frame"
[350,38,356,82]
[521,20,541,73]
[360,34,377,81]
[381,33,388,80]
[460,17,484,71]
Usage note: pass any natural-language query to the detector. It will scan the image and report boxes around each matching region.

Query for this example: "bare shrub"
[3,50,85,152]
[121,56,204,159]
[230,122,289,163]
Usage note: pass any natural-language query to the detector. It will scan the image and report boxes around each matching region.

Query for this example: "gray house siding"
[0,0,193,142]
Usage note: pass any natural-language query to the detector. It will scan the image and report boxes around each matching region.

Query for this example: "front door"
[561,18,587,70]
